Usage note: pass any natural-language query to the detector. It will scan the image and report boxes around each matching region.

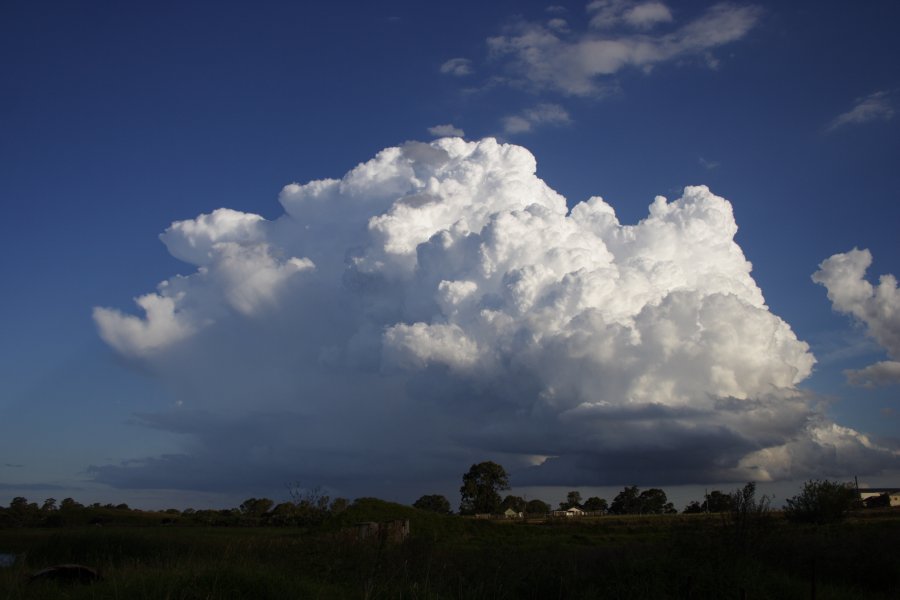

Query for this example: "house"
[858,488,900,507]
[503,508,523,519]
[551,507,585,517]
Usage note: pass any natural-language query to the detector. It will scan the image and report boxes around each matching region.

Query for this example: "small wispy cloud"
[547,18,569,33]
[698,156,719,170]
[428,124,465,138]
[488,2,763,97]
[502,103,571,134]
[440,58,473,77]
[827,91,894,132]
[589,0,674,30]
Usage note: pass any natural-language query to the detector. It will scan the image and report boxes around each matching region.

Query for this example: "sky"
[1,0,899,511]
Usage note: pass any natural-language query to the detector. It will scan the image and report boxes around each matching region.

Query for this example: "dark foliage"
[582,496,608,513]
[784,479,858,525]
[609,486,676,514]
[725,481,772,552]
[558,490,582,510]
[525,499,550,514]
[458,461,509,515]
[413,494,452,514]
[3,505,899,599]
[500,494,526,513]
[683,489,733,513]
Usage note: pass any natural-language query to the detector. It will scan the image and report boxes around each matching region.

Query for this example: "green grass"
[1,507,898,599]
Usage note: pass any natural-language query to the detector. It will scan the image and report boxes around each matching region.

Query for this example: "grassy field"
[1,501,898,599]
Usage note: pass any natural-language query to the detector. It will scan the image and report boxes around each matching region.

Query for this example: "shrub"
[413,494,452,514]
[725,482,772,552]
[783,479,857,525]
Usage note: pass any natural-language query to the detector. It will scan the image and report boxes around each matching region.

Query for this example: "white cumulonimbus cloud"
[92,138,897,495]
[813,248,900,386]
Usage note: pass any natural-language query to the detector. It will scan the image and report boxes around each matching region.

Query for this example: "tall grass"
[1,507,897,599]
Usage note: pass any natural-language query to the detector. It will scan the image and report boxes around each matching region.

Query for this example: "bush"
[413,494,452,514]
[725,482,772,552]
[784,479,857,525]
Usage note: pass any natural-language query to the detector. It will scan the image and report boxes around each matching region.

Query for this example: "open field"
[2,501,898,599]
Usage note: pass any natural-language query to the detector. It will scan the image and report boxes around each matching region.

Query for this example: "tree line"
[0,462,875,529]
[415,461,874,525]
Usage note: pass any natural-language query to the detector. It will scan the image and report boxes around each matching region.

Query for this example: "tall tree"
[525,499,550,514]
[559,490,583,510]
[609,486,641,515]
[704,490,733,513]
[637,488,673,514]
[414,494,452,514]
[500,495,526,513]
[239,497,274,517]
[459,461,509,515]
[583,497,608,513]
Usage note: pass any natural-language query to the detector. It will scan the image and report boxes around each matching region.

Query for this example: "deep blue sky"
[2,0,898,509]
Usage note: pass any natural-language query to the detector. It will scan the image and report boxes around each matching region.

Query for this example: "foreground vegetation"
[1,497,898,599]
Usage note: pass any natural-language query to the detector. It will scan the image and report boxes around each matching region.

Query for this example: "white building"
[551,507,585,517]
[859,488,900,507]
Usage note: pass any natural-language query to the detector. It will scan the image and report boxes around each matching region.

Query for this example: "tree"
[525,499,550,514]
[726,482,772,551]
[683,500,704,514]
[330,497,350,514]
[60,498,83,511]
[783,479,857,525]
[684,493,731,513]
[637,488,672,514]
[414,494,452,514]
[500,495,526,513]
[583,497,608,513]
[609,486,674,514]
[559,490,582,510]
[268,502,298,525]
[287,485,331,525]
[704,490,733,513]
[239,498,274,517]
[41,498,57,512]
[609,486,641,514]
[459,461,509,515]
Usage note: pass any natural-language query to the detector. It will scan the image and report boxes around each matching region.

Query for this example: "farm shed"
[859,488,900,507]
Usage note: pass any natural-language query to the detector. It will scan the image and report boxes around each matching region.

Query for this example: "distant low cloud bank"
[93,138,897,496]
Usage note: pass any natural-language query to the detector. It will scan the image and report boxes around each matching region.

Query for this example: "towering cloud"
[92,138,896,495]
